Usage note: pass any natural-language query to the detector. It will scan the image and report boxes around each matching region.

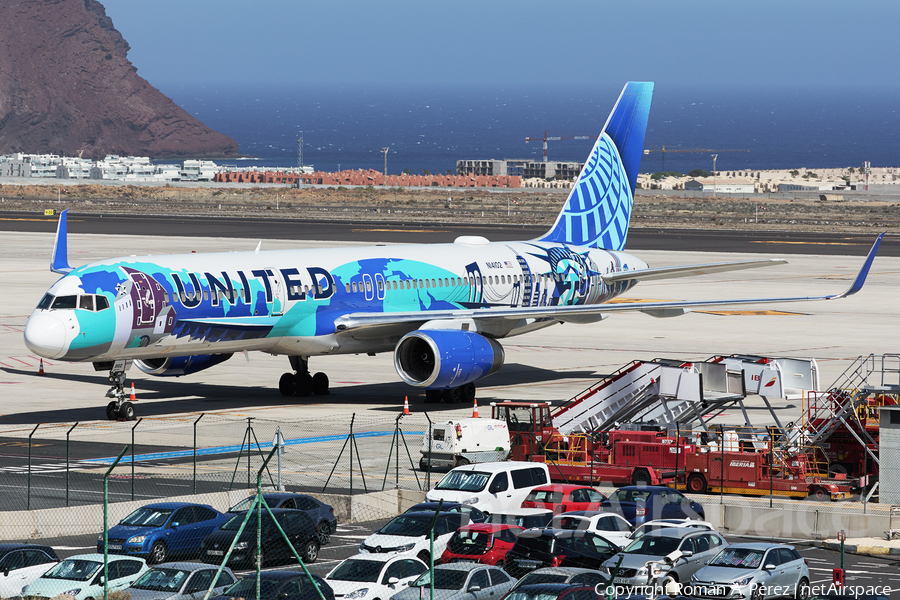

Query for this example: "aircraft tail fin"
[537,81,653,251]
[51,209,73,274]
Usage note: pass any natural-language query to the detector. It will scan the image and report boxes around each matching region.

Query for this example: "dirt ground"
[0,182,897,234]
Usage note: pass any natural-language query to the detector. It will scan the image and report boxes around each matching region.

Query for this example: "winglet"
[50,209,73,274]
[830,233,885,299]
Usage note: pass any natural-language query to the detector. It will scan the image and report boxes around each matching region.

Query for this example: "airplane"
[23,82,884,421]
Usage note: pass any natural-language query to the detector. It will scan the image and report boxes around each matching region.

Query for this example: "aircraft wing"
[601,259,787,283]
[334,233,884,333]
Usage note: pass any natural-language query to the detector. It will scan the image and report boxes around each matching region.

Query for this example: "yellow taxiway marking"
[696,310,804,316]
[0,217,81,222]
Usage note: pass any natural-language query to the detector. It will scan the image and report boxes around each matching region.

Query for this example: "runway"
[0,210,896,255]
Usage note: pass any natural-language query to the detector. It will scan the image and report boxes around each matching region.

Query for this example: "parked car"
[600,486,704,526]
[690,543,810,600]
[440,523,524,567]
[325,554,427,600]
[424,462,550,515]
[603,527,726,587]
[390,563,515,600]
[23,553,149,600]
[487,509,554,530]
[629,519,716,540]
[228,493,338,544]
[126,562,236,600]
[0,543,59,598]
[201,508,320,567]
[210,570,334,600]
[505,528,619,579]
[404,502,488,524]
[550,511,633,548]
[359,511,467,565]
[508,567,609,592]
[522,485,607,514]
[98,502,230,564]
[500,583,597,600]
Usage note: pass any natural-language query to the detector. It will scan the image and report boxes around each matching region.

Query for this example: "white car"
[629,518,716,540]
[326,555,428,600]
[359,511,468,565]
[423,462,550,515]
[0,544,59,599]
[550,511,633,548]
[23,553,149,600]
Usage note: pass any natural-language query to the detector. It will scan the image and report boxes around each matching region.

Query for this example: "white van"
[423,461,550,515]
[420,418,510,470]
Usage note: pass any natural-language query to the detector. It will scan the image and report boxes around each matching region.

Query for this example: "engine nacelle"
[394,330,504,389]
[134,353,233,377]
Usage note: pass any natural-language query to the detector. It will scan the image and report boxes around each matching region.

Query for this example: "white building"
[180,159,219,181]
[684,178,756,193]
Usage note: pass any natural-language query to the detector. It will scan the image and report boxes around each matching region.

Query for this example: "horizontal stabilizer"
[601,259,787,283]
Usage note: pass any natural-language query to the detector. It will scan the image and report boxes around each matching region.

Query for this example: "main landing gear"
[423,382,477,404]
[104,366,136,421]
[279,356,330,397]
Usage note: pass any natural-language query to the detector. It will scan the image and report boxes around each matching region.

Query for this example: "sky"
[100,0,899,90]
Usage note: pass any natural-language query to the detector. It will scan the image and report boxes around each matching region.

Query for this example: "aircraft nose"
[23,312,67,359]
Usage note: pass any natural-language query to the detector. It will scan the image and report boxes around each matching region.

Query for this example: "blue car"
[599,486,704,526]
[99,502,230,564]
[228,493,338,543]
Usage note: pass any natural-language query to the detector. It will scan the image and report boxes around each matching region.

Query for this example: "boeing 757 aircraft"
[23,82,884,420]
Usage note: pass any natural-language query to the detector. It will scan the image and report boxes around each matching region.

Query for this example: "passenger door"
[466,568,492,600]
[0,551,29,598]
[169,506,201,552]
[183,569,216,599]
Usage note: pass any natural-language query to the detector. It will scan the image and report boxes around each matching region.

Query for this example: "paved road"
[0,211,896,255]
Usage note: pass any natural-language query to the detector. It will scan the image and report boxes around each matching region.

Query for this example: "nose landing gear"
[279,356,330,397]
[104,363,136,421]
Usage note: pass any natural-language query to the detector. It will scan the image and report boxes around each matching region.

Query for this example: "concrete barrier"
[0,488,428,540]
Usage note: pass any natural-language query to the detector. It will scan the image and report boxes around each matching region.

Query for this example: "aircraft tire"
[442,388,461,404]
[312,372,330,395]
[461,383,476,403]
[294,373,313,397]
[120,402,136,421]
[106,401,119,421]
[279,373,296,396]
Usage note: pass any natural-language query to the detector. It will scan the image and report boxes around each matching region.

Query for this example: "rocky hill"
[0,0,239,159]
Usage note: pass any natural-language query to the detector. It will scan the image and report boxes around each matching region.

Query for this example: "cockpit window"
[79,295,94,311]
[96,296,110,311]
[51,295,78,309]
[37,294,55,310]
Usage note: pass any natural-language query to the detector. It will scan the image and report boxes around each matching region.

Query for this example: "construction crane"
[642,146,749,171]
[525,130,591,162]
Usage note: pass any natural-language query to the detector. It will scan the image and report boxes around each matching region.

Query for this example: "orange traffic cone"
[403,396,410,415]
[129,382,137,402]
[38,359,45,375]
[472,398,479,418]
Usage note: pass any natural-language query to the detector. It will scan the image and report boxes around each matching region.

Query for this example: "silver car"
[690,543,810,600]
[126,562,237,600]
[602,527,727,588]
[389,563,514,600]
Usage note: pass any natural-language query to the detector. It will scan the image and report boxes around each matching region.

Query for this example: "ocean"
[160,82,898,176]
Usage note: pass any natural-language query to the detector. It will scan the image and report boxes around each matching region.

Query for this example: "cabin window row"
[342,272,578,294]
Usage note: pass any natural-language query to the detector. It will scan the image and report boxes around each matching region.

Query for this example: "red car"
[439,523,524,568]
[520,484,607,514]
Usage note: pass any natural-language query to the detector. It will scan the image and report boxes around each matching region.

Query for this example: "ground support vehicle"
[492,401,696,486]
[680,444,855,500]
[420,418,510,470]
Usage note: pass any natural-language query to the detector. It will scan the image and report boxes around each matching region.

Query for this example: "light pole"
[711,154,718,198]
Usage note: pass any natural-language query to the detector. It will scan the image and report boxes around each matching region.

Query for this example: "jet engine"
[394,330,504,389]
[134,353,233,377]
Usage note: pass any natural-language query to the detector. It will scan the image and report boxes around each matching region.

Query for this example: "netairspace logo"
[592,583,891,598]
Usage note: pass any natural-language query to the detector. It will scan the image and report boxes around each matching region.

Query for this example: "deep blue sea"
[160,82,898,176]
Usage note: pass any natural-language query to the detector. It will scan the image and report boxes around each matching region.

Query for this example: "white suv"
[359,511,467,565]
[424,461,550,515]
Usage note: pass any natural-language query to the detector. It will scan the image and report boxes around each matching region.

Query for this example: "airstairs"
[551,359,746,435]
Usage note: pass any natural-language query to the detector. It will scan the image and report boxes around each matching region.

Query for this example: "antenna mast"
[382,147,390,176]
